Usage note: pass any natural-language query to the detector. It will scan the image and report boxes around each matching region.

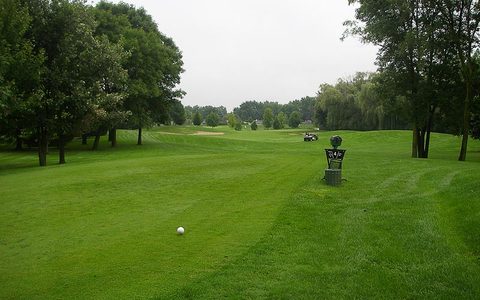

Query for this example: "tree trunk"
[38,127,48,167]
[110,128,117,147]
[412,128,418,158]
[458,77,472,161]
[15,128,22,151]
[137,127,142,145]
[417,129,426,158]
[424,107,435,159]
[59,134,66,164]
[82,134,88,145]
[92,131,101,151]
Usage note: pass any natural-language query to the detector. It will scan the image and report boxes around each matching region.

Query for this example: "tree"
[273,116,281,129]
[206,112,220,127]
[263,107,273,129]
[346,0,458,158]
[277,112,286,129]
[432,0,480,161]
[288,111,302,128]
[94,1,184,146]
[18,0,128,164]
[233,101,263,122]
[169,99,186,125]
[227,113,237,128]
[250,120,258,130]
[0,0,44,153]
[357,81,384,130]
[193,111,202,126]
[235,122,242,131]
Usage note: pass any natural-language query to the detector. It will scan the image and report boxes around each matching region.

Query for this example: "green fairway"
[1,127,479,299]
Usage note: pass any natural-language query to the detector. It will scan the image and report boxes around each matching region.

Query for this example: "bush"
[193,112,202,126]
[250,121,258,131]
[288,111,302,128]
[235,122,242,131]
[206,112,220,127]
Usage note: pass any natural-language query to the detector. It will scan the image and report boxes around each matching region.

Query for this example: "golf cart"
[304,132,318,142]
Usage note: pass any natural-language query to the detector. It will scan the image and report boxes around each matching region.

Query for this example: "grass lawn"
[1,127,479,299]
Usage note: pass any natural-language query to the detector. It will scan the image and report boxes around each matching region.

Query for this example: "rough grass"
[0,127,479,299]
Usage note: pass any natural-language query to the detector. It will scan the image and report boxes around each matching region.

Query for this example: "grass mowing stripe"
[171,177,480,299]
[0,135,322,298]
[1,127,479,298]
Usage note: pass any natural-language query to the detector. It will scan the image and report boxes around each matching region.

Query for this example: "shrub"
[235,122,242,131]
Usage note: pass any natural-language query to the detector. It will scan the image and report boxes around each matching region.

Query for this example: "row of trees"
[0,0,184,166]
[183,99,310,130]
[346,0,480,161]
[315,72,410,132]
[232,97,315,123]
[184,105,228,126]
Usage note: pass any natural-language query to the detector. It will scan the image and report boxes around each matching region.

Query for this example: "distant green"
[1,127,479,299]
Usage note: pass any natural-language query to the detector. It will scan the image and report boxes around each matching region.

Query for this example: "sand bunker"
[194,131,225,136]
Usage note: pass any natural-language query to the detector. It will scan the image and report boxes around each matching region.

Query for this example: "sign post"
[324,135,346,186]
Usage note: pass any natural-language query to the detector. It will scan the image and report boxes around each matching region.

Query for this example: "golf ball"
[177,226,185,235]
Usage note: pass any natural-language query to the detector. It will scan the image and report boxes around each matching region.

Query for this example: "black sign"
[325,149,346,160]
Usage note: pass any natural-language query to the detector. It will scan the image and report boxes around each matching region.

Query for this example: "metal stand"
[325,169,342,186]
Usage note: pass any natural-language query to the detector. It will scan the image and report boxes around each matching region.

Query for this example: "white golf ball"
[177,226,185,235]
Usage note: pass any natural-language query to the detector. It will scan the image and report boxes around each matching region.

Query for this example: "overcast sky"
[93,0,378,111]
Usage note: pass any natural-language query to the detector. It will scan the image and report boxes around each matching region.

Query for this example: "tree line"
[182,97,315,130]
[0,0,184,166]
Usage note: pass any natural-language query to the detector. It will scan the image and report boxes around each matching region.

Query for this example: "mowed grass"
[0,127,479,299]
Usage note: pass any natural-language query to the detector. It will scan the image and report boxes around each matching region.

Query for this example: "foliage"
[272,116,281,130]
[206,112,220,127]
[185,105,228,125]
[192,111,202,126]
[234,122,242,131]
[233,97,315,123]
[227,113,237,128]
[0,0,44,146]
[250,120,258,131]
[288,111,302,128]
[346,0,480,160]
[0,0,184,165]
[315,72,413,131]
[276,112,286,129]
[94,1,184,143]
[263,108,273,129]
[169,99,186,125]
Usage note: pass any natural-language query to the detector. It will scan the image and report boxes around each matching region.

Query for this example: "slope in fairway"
[0,128,479,299]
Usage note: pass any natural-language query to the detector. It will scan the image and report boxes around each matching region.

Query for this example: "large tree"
[346,0,460,158]
[23,0,128,164]
[432,0,480,161]
[94,1,184,146]
[0,0,44,152]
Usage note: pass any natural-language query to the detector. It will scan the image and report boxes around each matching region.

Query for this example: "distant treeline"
[183,97,315,129]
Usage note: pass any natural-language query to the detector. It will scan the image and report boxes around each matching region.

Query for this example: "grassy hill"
[1,127,479,299]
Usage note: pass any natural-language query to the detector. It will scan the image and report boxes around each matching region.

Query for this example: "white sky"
[92,0,378,111]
